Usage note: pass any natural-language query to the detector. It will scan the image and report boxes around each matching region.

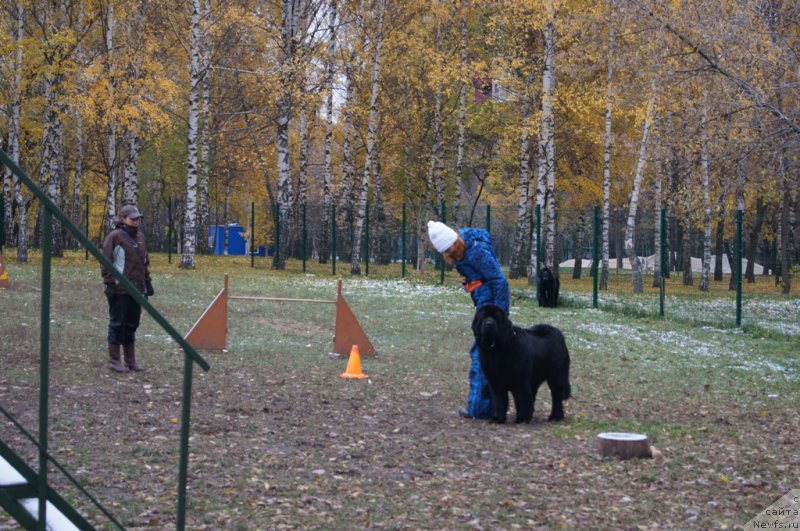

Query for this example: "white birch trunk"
[699,107,712,291]
[275,0,300,269]
[105,2,118,231]
[427,19,445,213]
[40,10,67,258]
[373,133,390,264]
[350,0,384,275]
[71,112,85,240]
[180,0,202,269]
[652,111,663,288]
[122,130,140,206]
[340,58,355,210]
[298,95,309,208]
[624,95,655,293]
[453,14,468,224]
[198,0,212,254]
[296,2,312,215]
[530,114,546,282]
[601,0,615,290]
[510,67,535,279]
[40,90,65,258]
[339,0,365,259]
[9,2,26,262]
[2,150,11,246]
[541,15,557,269]
[320,0,336,264]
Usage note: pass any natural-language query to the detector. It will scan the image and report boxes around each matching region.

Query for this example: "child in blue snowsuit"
[428,220,510,420]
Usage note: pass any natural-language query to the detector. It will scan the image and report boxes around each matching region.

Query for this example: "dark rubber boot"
[108,344,128,373]
[123,343,144,372]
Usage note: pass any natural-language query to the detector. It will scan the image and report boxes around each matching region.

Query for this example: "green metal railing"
[0,148,211,531]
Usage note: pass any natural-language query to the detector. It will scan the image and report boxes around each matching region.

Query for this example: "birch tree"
[652,111,664,288]
[699,106,711,291]
[339,0,365,260]
[121,129,140,206]
[452,9,468,225]
[509,67,535,279]
[350,0,385,275]
[7,2,26,262]
[69,4,87,249]
[540,10,557,270]
[197,0,213,254]
[600,0,615,290]
[37,0,71,257]
[180,0,202,269]
[623,95,654,293]
[319,0,337,265]
[104,1,118,231]
[273,0,302,269]
[425,4,453,216]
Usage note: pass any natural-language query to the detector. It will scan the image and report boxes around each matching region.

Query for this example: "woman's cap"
[119,205,142,219]
[427,220,458,253]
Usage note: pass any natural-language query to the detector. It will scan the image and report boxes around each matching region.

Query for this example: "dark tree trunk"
[745,197,766,283]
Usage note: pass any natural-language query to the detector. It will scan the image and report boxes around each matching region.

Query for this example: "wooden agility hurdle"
[185,274,376,356]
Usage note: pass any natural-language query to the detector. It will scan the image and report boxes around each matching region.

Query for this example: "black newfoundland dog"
[472,304,571,423]
[537,266,560,307]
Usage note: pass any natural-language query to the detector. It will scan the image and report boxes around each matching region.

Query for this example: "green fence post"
[486,204,491,233]
[250,202,255,268]
[84,195,90,260]
[401,203,406,278]
[168,197,173,264]
[1,193,5,253]
[39,209,52,530]
[332,204,336,276]
[365,202,370,276]
[176,353,194,531]
[593,205,599,309]
[274,204,280,269]
[735,209,743,327]
[302,203,307,273]
[440,201,446,285]
[660,208,667,318]
[536,204,542,273]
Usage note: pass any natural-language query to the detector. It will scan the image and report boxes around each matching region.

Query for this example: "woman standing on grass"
[101,205,154,373]
[428,220,510,420]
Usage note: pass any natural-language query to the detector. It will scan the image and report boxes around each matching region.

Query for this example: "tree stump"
[597,432,652,459]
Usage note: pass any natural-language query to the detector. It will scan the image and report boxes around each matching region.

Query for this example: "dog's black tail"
[562,381,572,401]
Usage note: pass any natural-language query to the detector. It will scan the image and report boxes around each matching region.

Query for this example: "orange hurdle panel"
[185,274,228,350]
[333,280,376,357]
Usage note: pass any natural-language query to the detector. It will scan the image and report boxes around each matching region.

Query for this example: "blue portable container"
[227,224,246,255]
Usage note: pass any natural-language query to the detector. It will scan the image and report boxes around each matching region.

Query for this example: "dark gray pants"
[107,294,141,345]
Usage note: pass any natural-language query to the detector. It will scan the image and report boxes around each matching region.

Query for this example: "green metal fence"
[0,148,210,531]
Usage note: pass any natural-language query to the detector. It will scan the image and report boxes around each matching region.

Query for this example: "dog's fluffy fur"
[537,266,560,308]
[472,305,571,423]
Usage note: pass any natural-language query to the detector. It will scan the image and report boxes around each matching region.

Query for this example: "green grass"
[0,250,798,529]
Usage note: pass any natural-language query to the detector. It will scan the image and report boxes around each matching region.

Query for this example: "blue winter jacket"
[454,228,510,312]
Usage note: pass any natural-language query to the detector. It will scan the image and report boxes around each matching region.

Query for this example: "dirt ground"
[1,264,797,529]
[1,331,797,530]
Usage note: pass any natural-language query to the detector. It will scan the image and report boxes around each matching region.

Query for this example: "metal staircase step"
[19,498,81,531]
[0,455,26,487]
[0,441,95,530]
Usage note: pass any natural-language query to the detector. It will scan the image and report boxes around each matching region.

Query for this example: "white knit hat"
[427,220,458,253]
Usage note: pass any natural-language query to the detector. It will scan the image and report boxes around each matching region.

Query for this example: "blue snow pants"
[467,342,494,419]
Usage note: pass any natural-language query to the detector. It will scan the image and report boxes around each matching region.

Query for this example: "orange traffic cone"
[339,344,368,379]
